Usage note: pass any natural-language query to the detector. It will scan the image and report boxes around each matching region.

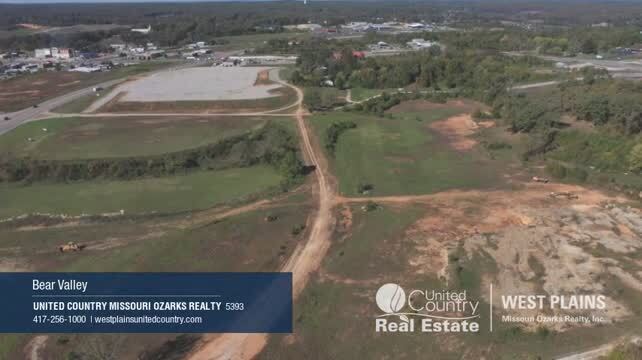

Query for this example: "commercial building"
[407,39,439,50]
[34,47,74,59]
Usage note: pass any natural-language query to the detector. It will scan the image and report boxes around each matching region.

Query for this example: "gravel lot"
[119,66,282,102]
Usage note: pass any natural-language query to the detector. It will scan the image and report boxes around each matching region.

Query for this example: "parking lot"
[119,66,281,102]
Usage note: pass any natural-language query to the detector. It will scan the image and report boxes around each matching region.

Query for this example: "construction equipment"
[549,191,579,200]
[532,176,550,183]
[58,242,85,253]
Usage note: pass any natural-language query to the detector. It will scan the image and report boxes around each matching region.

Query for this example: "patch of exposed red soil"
[430,114,495,151]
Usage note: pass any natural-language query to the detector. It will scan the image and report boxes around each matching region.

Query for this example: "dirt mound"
[254,69,273,85]
[430,114,495,151]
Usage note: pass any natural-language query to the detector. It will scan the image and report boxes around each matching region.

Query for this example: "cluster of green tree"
[367,26,641,58]
[4,0,642,34]
[0,122,305,187]
[251,38,302,55]
[461,0,642,27]
[303,87,346,112]
[324,120,356,155]
[293,44,549,105]
[559,77,642,135]
[0,2,449,30]
[530,27,642,56]
[521,131,559,161]
[500,93,560,133]
[0,28,124,52]
[351,92,404,116]
[0,1,447,50]
[498,68,642,136]
[493,71,642,192]
[4,1,641,52]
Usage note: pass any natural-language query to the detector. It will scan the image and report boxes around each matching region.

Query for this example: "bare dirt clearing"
[430,113,495,151]
[355,182,642,332]
[92,68,297,114]
[119,67,282,102]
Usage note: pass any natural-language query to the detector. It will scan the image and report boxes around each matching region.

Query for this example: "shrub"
[0,122,306,186]
[325,120,357,155]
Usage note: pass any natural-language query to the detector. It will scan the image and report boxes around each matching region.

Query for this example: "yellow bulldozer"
[58,242,85,253]
[532,176,550,183]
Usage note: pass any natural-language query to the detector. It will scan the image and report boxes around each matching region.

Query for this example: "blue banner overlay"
[0,272,292,333]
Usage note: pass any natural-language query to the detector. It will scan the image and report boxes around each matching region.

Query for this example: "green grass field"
[550,130,640,172]
[310,109,505,196]
[0,116,268,160]
[0,197,311,359]
[0,199,310,273]
[0,166,282,218]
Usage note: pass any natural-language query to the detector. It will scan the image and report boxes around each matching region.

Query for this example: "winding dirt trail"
[187,75,336,360]
[25,335,47,360]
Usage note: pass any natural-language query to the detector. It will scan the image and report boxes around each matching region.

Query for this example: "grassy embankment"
[0,116,269,159]
[310,108,505,196]
[0,117,302,217]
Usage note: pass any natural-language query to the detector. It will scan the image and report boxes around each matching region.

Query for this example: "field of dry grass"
[0,62,174,112]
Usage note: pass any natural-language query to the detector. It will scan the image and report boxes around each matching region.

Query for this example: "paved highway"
[0,78,127,136]
[507,51,642,80]
[0,61,196,136]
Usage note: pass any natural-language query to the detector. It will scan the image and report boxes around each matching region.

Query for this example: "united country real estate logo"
[374,283,480,333]
[374,283,612,334]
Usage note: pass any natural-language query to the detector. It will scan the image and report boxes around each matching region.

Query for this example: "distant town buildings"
[186,41,208,50]
[369,41,392,50]
[34,47,74,59]
[407,39,439,50]
[591,22,610,28]
[131,25,151,34]
[69,66,102,73]
[53,48,73,59]
[284,23,323,31]
[226,55,298,65]
[34,48,51,58]
[341,21,439,33]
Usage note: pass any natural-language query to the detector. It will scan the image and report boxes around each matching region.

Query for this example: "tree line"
[0,122,305,188]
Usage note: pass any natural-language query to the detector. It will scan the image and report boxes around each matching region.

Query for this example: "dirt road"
[25,335,47,360]
[187,73,336,360]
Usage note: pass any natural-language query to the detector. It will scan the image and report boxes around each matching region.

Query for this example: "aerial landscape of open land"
[1,0,642,359]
